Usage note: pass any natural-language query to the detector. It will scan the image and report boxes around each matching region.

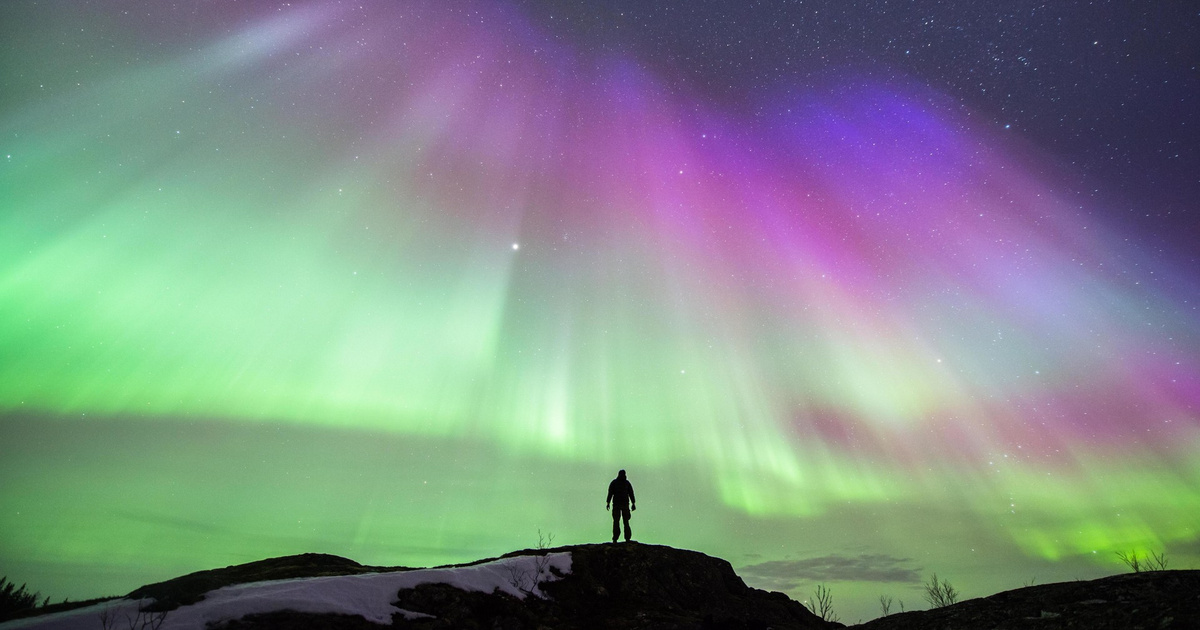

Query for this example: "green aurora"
[2,1,1198,622]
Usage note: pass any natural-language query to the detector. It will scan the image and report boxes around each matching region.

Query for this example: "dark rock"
[393,582,536,629]
[216,611,392,630]
[518,542,834,630]
[205,543,835,630]
[128,553,405,611]
[853,570,1200,630]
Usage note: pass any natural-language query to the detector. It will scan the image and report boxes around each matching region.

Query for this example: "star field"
[1,0,1198,623]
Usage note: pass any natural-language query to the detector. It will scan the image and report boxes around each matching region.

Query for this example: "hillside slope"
[853,569,1200,630]
[11,546,1195,629]
[0,543,834,630]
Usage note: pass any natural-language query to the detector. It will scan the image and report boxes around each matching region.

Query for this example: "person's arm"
[606,480,614,510]
[629,481,636,510]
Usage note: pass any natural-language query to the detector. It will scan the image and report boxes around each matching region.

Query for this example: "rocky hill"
[3,543,834,630]
[854,569,1200,630]
[213,543,832,630]
[6,547,1197,630]
[127,553,405,611]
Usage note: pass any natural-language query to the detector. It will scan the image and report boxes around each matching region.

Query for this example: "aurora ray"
[2,1,1197,622]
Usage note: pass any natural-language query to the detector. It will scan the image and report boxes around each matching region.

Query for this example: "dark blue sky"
[515,0,1200,251]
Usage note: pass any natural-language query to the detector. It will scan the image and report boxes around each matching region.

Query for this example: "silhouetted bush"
[1117,550,1168,572]
[811,583,839,623]
[923,573,959,608]
[504,529,556,596]
[99,599,168,630]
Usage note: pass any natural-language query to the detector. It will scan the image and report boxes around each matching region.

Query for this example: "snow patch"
[0,552,571,630]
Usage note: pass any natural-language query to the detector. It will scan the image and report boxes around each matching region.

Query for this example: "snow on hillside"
[0,552,572,630]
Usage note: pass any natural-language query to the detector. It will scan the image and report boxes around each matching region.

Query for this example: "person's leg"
[623,508,632,541]
[612,508,620,543]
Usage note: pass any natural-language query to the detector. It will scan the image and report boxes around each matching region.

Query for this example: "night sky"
[2,0,1198,623]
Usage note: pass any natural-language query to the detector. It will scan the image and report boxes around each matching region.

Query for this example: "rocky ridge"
[126,543,834,629]
[855,569,1200,630]
[8,546,1199,629]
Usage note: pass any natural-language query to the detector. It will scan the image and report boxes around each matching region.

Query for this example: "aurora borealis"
[2,0,1198,622]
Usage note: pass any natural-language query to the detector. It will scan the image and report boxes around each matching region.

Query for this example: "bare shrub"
[99,600,167,630]
[811,583,839,623]
[923,573,959,608]
[878,594,893,616]
[1116,550,1141,572]
[504,562,534,595]
[1118,549,1168,572]
[505,529,557,596]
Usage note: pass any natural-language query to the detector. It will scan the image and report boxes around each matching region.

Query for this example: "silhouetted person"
[606,469,636,542]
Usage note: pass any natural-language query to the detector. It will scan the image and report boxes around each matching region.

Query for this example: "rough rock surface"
[128,553,402,611]
[393,542,832,629]
[30,545,1196,629]
[853,569,1200,630]
[203,543,835,629]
